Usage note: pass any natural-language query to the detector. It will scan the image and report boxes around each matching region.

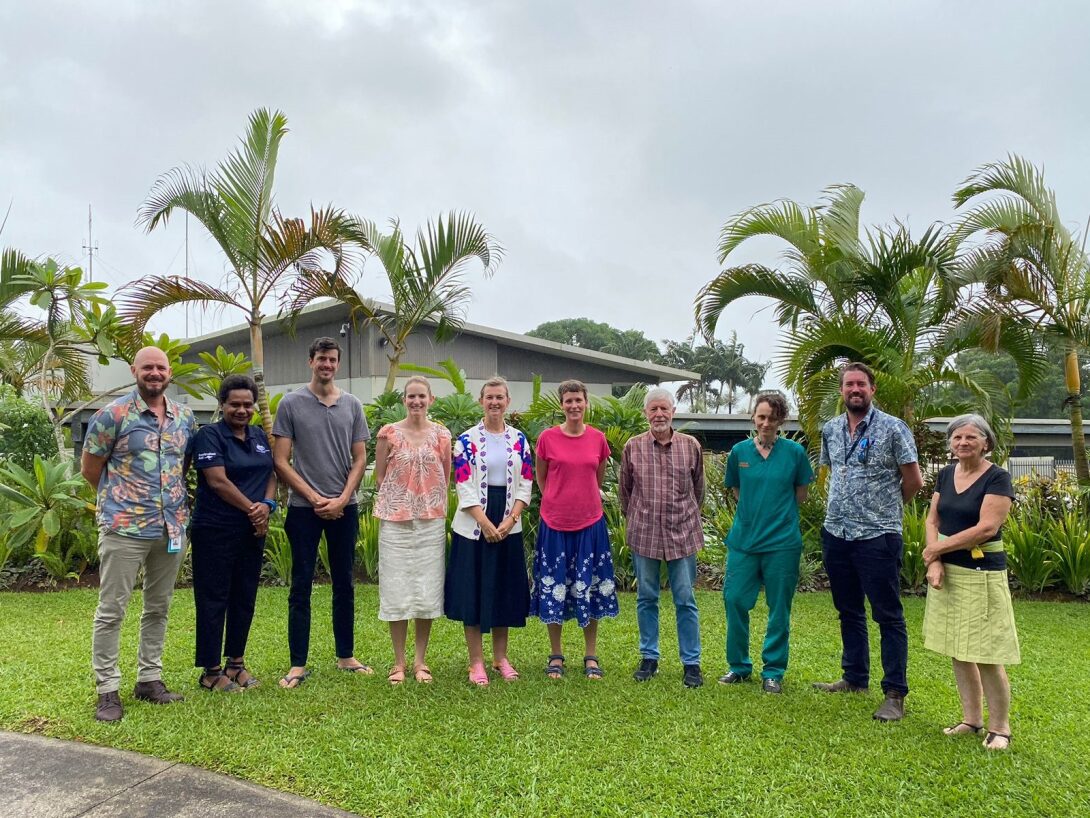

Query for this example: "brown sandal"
[413,664,433,684]
[388,667,406,686]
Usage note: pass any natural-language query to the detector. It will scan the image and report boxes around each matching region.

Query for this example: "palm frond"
[137,166,249,276]
[117,277,240,338]
[953,154,1062,229]
[819,184,866,259]
[695,264,816,337]
[717,200,821,265]
[212,108,288,269]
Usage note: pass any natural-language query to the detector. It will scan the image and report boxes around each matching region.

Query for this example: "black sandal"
[583,655,604,680]
[199,668,240,692]
[225,660,259,688]
[983,731,1012,750]
[943,721,983,736]
[545,654,566,678]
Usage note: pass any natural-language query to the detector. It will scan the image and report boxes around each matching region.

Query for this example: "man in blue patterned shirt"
[813,362,923,722]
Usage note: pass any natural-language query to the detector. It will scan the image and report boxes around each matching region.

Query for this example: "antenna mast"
[82,205,98,281]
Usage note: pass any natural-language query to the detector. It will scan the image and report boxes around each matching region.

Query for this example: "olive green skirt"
[923,563,1021,665]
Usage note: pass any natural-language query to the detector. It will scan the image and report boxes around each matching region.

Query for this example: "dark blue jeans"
[821,527,908,696]
[285,505,359,667]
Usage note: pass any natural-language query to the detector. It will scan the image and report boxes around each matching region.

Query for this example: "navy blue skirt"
[444,486,530,632]
[530,516,619,627]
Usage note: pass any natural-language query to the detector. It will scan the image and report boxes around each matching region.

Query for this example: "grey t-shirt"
[272,386,371,507]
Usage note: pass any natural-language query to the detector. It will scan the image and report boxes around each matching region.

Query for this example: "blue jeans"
[633,553,701,665]
[821,527,908,696]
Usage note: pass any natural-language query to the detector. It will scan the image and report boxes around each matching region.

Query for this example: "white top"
[483,430,508,486]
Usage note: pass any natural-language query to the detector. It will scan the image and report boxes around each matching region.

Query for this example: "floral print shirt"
[373,422,452,521]
[819,405,918,539]
[83,390,198,541]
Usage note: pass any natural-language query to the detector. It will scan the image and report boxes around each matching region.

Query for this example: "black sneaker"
[717,670,751,685]
[632,658,659,682]
[762,678,783,694]
[683,664,704,688]
[95,690,123,722]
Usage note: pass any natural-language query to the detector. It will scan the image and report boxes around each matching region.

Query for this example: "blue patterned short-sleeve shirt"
[84,390,197,541]
[819,405,917,540]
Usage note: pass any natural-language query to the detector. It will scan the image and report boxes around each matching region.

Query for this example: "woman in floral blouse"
[373,376,452,684]
[446,376,534,685]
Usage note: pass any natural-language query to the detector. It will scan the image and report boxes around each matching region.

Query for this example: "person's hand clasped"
[314,496,346,520]
[922,543,941,565]
[480,519,502,543]
[247,501,270,527]
[495,516,515,540]
[926,560,945,590]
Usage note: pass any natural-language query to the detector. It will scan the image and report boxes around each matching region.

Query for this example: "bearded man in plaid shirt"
[619,387,706,688]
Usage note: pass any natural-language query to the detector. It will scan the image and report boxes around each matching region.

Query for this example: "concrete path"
[1,732,360,818]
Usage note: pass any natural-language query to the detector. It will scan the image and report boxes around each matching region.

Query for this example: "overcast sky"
[3,0,1089,383]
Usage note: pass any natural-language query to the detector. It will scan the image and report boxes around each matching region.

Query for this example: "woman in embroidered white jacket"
[445,377,535,685]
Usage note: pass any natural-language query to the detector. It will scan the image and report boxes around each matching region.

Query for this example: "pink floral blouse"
[373,422,452,521]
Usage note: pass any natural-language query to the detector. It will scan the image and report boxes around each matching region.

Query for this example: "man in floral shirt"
[81,346,197,722]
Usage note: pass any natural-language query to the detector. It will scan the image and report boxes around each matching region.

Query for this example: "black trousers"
[821,527,909,696]
[285,505,359,666]
[191,525,264,668]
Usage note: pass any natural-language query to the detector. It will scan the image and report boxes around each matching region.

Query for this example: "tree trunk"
[1064,344,1089,482]
[40,342,69,462]
[249,319,273,438]
[383,348,403,394]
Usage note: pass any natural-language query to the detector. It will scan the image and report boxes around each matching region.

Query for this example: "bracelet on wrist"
[262,498,278,512]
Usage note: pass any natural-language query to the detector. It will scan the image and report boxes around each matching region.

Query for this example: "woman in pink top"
[374,376,452,684]
[531,379,619,680]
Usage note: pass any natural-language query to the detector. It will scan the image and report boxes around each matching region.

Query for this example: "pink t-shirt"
[536,425,611,531]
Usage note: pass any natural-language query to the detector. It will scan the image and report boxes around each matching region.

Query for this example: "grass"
[0,586,1088,818]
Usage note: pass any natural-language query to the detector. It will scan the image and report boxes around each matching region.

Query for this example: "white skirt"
[378,518,446,621]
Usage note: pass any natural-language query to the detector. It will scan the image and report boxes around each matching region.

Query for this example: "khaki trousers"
[92,531,185,694]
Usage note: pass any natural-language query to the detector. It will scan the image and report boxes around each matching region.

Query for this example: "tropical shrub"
[0,455,94,554]
[900,504,928,592]
[262,514,292,585]
[1047,510,1090,595]
[0,387,58,468]
[1004,513,1056,593]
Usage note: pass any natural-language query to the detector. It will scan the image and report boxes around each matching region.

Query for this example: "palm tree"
[119,108,363,434]
[695,185,1044,443]
[286,212,501,393]
[601,329,661,362]
[953,155,1090,481]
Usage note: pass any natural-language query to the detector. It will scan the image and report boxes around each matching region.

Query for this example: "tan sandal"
[387,667,406,686]
[414,664,433,684]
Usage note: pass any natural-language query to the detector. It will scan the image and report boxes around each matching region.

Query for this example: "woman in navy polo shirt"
[191,375,277,690]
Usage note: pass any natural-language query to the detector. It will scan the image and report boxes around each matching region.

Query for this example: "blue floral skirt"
[530,517,619,627]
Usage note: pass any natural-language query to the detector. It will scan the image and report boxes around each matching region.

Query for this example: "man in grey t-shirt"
[272,337,372,687]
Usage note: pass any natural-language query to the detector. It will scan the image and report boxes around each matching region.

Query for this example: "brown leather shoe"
[812,678,868,693]
[873,692,906,722]
[133,679,184,704]
[95,691,123,722]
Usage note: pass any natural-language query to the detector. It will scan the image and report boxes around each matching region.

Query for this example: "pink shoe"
[491,658,520,681]
[468,662,489,686]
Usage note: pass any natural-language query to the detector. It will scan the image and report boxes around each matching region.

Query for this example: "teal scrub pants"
[723,547,801,680]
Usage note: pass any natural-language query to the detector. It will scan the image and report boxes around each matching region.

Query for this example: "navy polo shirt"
[192,421,275,530]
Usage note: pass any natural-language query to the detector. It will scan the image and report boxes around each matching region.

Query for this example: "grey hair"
[946,413,997,453]
[643,387,676,409]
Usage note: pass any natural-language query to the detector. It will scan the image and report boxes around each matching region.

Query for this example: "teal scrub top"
[724,437,815,553]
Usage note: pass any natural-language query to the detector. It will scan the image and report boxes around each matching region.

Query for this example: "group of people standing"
[81,342,1020,750]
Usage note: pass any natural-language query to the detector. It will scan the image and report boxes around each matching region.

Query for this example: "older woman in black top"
[922,414,1018,750]
[191,375,277,690]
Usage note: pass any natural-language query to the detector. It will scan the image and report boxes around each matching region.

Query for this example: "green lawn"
[0,586,1087,817]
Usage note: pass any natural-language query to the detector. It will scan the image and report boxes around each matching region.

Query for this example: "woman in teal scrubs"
[719,391,814,693]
